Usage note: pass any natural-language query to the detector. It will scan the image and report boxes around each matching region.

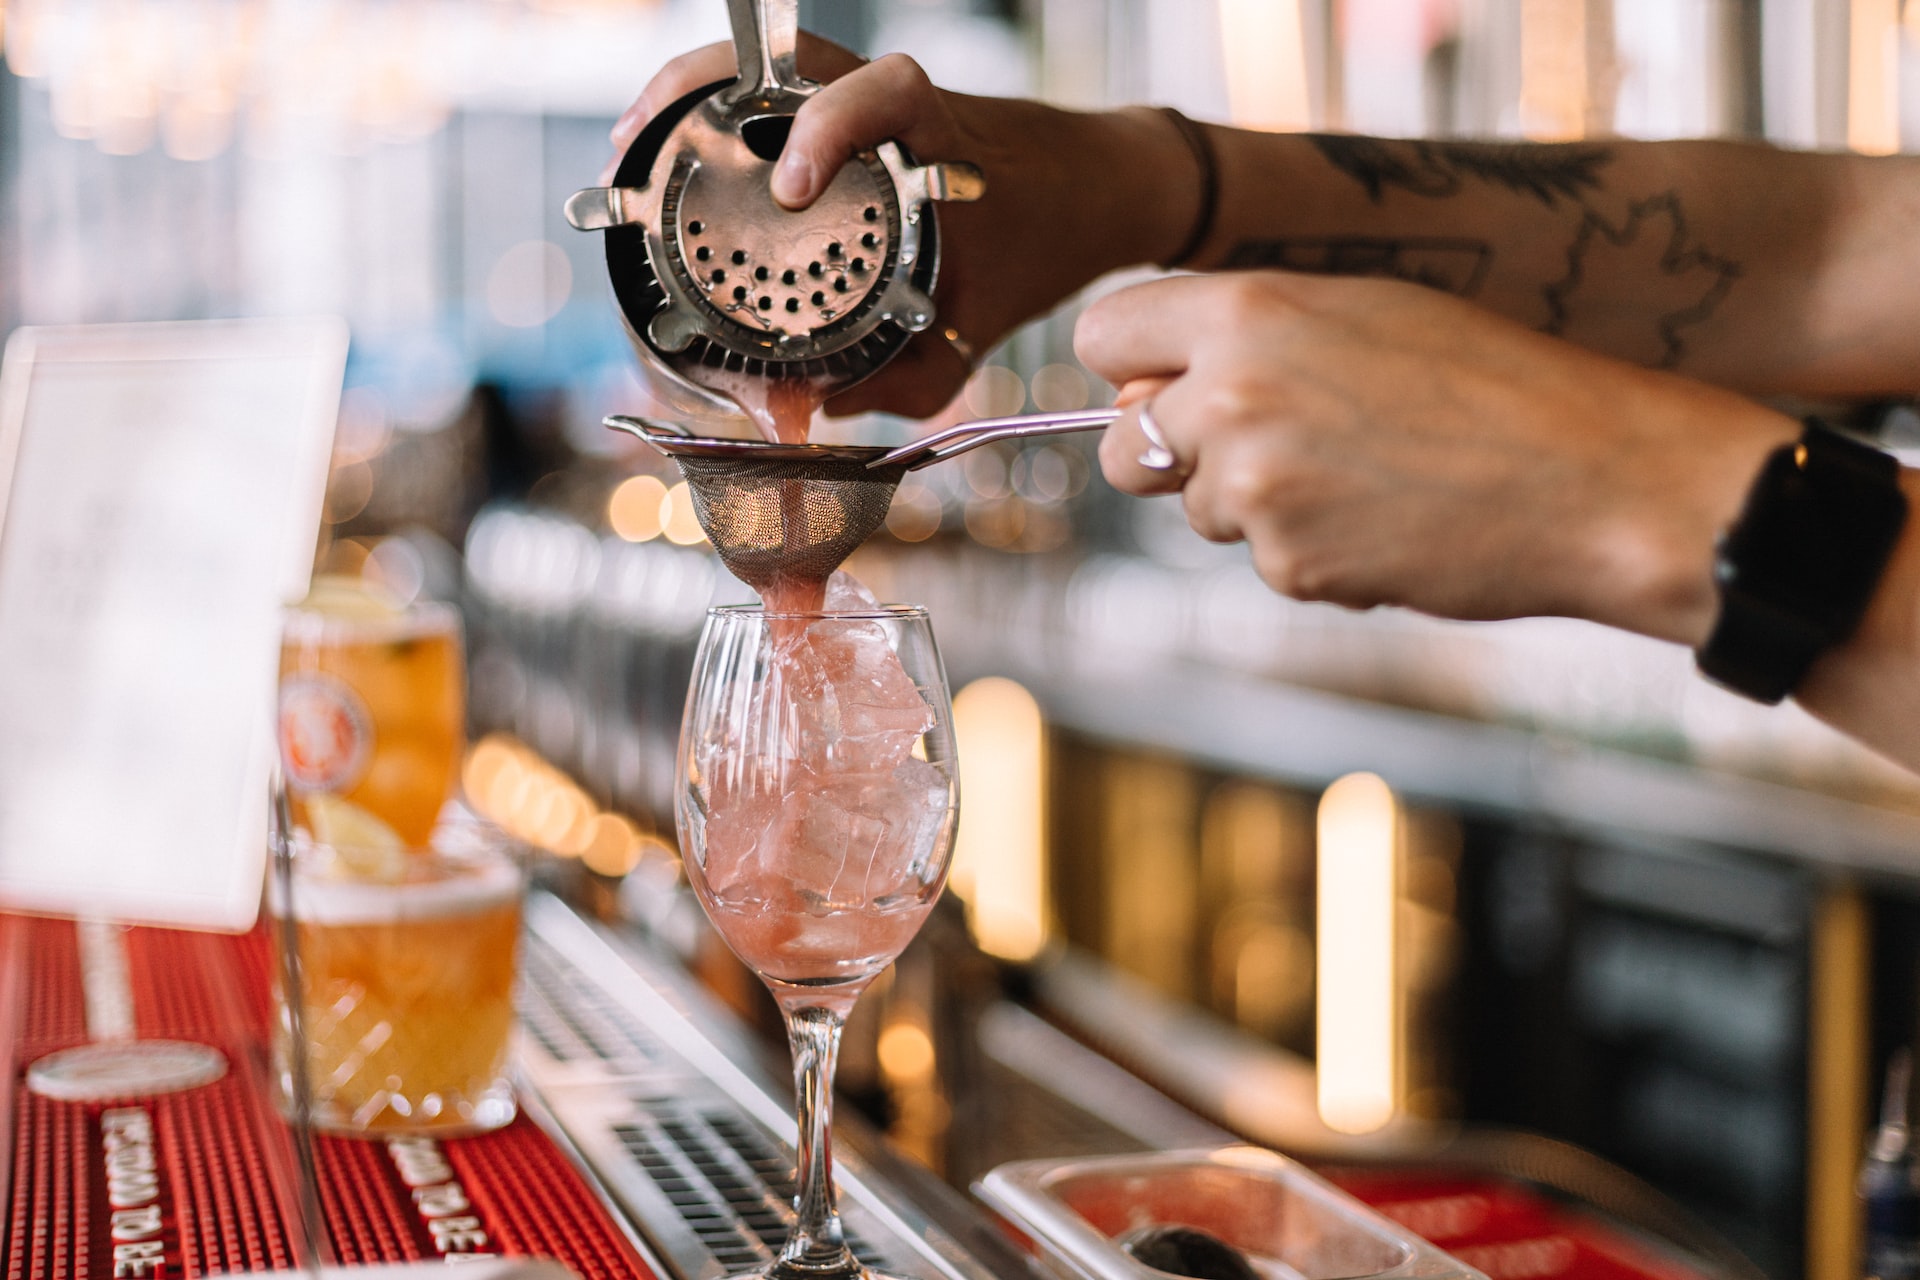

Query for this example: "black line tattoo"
[1541,191,1742,368]
[1224,236,1493,298]
[1287,134,1739,365]
[1308,135,1614,208]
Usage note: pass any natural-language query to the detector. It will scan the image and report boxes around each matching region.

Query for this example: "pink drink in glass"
[678,595,958,1280]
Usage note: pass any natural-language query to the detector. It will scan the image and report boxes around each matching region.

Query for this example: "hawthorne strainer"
[606,411,1115,589]
[565,0,984,417]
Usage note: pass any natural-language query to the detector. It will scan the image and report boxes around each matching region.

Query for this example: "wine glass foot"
[758,1263,917,1280]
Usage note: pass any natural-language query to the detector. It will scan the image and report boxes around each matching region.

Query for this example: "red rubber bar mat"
[0,912,657,1280]
[1327,1171,1707,1280]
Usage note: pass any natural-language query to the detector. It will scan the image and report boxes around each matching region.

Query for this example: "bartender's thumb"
[774,54,944,208]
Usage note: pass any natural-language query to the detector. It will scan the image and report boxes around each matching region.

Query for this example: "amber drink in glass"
[278,580,464,850]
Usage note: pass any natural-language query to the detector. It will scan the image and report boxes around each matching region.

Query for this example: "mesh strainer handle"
[876,409,1120,470]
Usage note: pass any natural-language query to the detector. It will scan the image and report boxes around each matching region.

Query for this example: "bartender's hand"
[1079,271,1801,645]
[608,38,1197,419]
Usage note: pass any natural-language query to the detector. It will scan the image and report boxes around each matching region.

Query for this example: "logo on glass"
[279,673,373,792]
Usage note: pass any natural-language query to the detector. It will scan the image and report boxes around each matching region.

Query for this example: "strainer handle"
[877,409,1120,470]
[726,0,806,102]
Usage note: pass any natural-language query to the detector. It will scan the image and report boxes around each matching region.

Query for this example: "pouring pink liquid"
[730,374,837,614]
[688,377,946,1013]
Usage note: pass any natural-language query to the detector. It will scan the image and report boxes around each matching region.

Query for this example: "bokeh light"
[963,365,1026,418]
[661,481,708,546]
[324,461,374,524]
[609,474,669,543]
[886,480,945,543]
[878,1022,937,1083]
[1015,447,1073,502]
[962,448,1010,500]
[487,239,573,328]
[462,733,656,878]
[1030,363,1091,413]
[964,497,1026,549]
[581,813,644,877]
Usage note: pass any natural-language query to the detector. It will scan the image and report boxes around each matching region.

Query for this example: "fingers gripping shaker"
[565,0,985,418]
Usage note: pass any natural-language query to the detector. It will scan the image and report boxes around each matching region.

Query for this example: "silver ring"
[941,326,976,369]
[1136,401,1179,472]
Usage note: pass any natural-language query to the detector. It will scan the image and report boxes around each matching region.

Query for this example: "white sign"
[0,318,347,930]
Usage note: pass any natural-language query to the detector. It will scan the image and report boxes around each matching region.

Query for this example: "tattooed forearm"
[1225,236,1493,297]
[1308,135,1614,208]
[1293,133,1740,366]
[1541,192,1742,368]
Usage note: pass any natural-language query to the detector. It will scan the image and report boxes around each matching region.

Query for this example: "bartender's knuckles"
[618,35,864,146]
[1179,488,1242,545]
[790,55,944,157]
[1212,448,1313,521]
[865,52,939,99]
[1212,272,1318,336]
[1247,531,1368,605]
[644,45,731,107]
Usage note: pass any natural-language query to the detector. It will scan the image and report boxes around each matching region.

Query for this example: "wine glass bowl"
[677,603,959,1280]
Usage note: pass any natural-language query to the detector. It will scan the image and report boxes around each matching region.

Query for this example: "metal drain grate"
[520,936,667,1069]
[521,896,1009,1280]
[614,1103,881,1271]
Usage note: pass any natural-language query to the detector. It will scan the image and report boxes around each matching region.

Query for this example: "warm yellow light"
[1519,0,1588,140]
[489,753,530,821]
[1851,0,1902,155]
[162,88,237,162]
[963,366,1027,419]
[325,460,374,525]
[884,481,944,543]
[1315,772,1398,1135]
[5,0,53,80]
[540,787,595,855]
[661,481,708,546]
[318,536,374,579]
[609,474,668,543]
[951,677,1048,962]
[463,734,648,875]
[581,813,643,877]
[877,1022,936,1082]
[1218,0,1311,130]
[1029,364,1091,414]
[462,736,517,806]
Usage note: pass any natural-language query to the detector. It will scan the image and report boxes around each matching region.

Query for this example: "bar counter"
[1,886,1767,1280]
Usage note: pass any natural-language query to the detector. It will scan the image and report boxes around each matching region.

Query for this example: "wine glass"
[677,603,960,1280]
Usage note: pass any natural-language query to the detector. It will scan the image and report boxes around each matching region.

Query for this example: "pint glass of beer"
[278,579,465,850]
[270,823,523,1136]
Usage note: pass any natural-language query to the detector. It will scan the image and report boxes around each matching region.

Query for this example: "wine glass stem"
[779,1003,858,1276]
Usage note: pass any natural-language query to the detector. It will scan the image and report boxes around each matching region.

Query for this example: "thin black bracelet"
[1157,107,1219,269]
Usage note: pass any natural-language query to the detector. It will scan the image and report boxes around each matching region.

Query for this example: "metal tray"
[977,1146,1485,1280]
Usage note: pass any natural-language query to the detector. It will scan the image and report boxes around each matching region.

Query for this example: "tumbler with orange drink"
[272,577,522,1136]
[270,832,523,1134]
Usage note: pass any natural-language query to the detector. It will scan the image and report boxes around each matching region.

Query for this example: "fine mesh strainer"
[607,411,1116,589]
[565,0,984,418]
